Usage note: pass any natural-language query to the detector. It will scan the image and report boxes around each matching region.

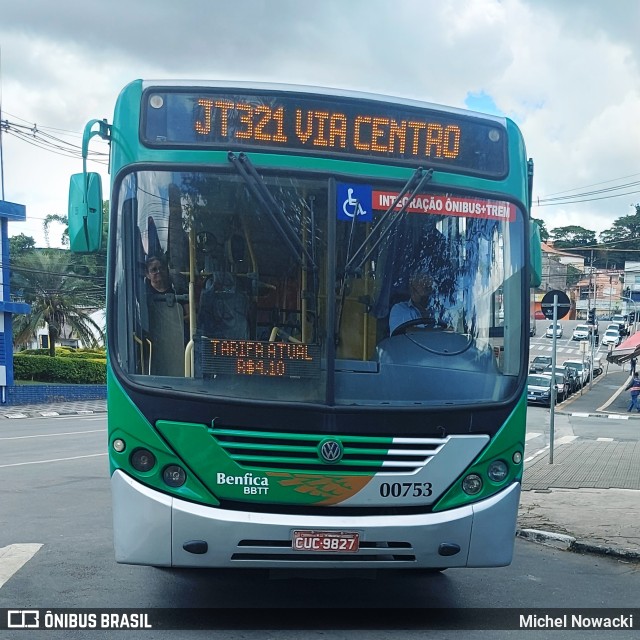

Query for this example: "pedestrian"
[631,356,637,376]
[626,373,640,412]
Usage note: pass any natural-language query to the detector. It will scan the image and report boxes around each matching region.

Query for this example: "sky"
[0,0,639,247]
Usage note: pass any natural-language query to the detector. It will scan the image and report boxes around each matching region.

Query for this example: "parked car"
[607,322,626,337]
[527,374,553,406]
[529,355,552,373]
[562,360,587,388]
[549,372,571,402]
[529,321,536,337]
[545,323,563,338]
[611,314,628,334]
[602,329,622,347]
[544,365,579,394]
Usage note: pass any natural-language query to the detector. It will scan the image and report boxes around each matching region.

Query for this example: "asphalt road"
[1,414,639,639]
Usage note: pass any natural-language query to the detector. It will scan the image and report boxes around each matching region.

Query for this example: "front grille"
[210,428,447,474]
[231,539,416,563]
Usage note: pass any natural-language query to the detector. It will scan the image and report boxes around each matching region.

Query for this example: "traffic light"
[588,308,596,323]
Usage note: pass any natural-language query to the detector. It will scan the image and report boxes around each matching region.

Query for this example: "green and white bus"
[69,80,541,569]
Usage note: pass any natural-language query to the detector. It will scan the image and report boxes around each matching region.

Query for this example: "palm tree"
[12,249,105,356]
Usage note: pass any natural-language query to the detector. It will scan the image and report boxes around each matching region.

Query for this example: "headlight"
[462,474,483,495]
[163,465,187,487]
[130,448,156,472]
[487,460,509,483]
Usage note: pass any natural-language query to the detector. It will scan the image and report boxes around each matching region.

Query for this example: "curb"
[517,528,640,563]
[1,408,107,419]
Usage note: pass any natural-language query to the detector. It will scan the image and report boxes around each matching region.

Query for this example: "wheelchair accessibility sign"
[337,183,373,223]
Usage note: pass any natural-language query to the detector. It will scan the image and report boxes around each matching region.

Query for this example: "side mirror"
[68,172,103,253]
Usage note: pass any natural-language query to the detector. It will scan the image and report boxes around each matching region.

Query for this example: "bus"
[69,80,542,570]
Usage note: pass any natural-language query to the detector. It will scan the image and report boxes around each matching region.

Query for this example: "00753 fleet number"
[379,482,433,498]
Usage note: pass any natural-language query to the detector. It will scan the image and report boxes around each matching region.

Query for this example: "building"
[533,241,630,322]
[574,269,624,320]
[0,199,31,402]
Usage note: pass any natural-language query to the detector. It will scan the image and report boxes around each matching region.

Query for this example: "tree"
[12,249,105,355]
[9,233,36,257]
[598,205,640,268]
[549,225,597,249]
[43,214,69,247]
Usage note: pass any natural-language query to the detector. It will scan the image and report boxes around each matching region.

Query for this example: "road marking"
[51,415,104,421]
[0,429,106,441]
[0,543,43,589]
[556,435,578,444]
[597,437,615,442]
[525,432,542,441]
[0,453,107,468]
[571,412,590,417]
[524,445,549,463]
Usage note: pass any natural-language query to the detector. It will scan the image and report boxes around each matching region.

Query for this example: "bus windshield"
[112,168,525,407]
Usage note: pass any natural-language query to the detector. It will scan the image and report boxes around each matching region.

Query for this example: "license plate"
[292,530,359,553]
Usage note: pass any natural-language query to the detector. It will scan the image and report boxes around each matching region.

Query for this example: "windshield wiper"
[228,152,317,272]
[344,167,434,275]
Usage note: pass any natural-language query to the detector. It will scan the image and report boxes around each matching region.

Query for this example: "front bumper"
[112,470,520,569]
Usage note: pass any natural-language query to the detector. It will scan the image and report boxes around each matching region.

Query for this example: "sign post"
[540,291,570,465]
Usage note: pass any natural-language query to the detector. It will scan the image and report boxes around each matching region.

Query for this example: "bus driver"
[389,271,439,335]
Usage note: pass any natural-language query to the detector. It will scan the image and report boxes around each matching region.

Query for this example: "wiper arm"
[228,152,317,272]
[344,167,434,274]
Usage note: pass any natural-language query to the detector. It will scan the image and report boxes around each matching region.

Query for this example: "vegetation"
[10,206,108,356]
[14,348,106,384]
[11,246,106,355]
[546,204,640,270]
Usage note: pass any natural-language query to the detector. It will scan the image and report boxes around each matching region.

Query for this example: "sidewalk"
[1,379,638,562]
[518,364,640,561]
[0,398,106,418]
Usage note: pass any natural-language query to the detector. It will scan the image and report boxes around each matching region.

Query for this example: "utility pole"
[588,247,594,321]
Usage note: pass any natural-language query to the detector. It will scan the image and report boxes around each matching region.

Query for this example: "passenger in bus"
[145,254,187,376]
[197,271,250,340]
[389,271,444,335]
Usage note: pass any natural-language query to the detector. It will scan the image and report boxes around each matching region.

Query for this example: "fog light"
[462,474,483,495]
[512,451,522,464]
[163,465,187,487]
[113,438,126,453]
[487,460,509,483]
[130,448,156,472]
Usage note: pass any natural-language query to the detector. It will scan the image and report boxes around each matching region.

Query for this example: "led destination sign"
[142,89,508,176]
[200,338,321,378]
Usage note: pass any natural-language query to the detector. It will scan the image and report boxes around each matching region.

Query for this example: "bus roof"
[138,79,509,127]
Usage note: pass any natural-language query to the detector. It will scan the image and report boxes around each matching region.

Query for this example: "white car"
[572,324,591,341]
[601,329,621,347]
[545,323,563,338]
[563,359,588,387]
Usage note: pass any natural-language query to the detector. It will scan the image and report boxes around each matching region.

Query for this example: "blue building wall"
[1,200,31,399]
[6,384,106,405]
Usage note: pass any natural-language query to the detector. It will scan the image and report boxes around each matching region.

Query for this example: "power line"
[535,183,640,207]
[541,172,640,198]
[0,117,108,164]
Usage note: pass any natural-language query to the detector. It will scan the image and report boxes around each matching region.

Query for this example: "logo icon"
[7,610,40,629]
[318,439,344,464]
[337,183,372,222]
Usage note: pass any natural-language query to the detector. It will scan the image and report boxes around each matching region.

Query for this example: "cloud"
[1,0,638,245]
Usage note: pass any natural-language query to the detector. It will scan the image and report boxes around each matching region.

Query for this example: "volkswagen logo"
[318,438,343,464]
